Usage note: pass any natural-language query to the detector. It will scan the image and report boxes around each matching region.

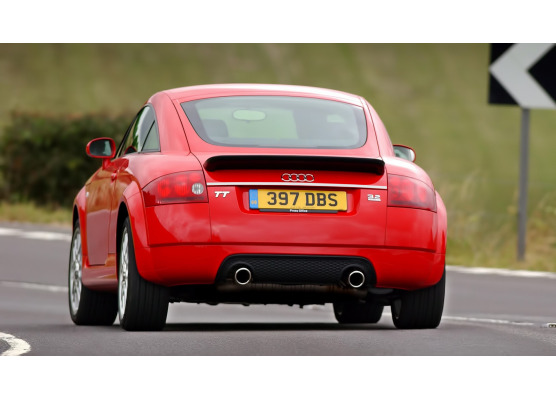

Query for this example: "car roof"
[161,84,365,106]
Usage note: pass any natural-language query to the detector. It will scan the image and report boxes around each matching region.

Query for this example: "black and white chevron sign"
[489,43,556,109]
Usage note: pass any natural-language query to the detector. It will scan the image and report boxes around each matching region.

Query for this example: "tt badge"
[215,191,230,198]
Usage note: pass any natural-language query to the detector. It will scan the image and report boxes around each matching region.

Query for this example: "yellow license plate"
[249,189,347,212]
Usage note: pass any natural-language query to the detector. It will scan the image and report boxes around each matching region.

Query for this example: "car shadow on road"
[162,322,395,332]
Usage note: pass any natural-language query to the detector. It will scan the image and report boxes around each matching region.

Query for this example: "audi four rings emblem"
[281,173,315,182]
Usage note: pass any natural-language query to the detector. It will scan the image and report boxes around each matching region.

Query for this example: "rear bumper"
[135,243,445,291]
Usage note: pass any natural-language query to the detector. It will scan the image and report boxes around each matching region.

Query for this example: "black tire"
[333,300,384,324]
[118,217,169,331]
[68,220,117,325]
[391,269,445,329]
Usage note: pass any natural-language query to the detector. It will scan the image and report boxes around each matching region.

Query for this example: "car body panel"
[85,164,116,265]
[132,243,443,290]
[150,91,191,153]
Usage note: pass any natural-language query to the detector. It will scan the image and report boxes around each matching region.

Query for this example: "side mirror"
[86,138,116,159]
[86,138,116,169]
[393,144,416,162]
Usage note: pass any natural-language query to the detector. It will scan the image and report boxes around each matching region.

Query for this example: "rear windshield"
[181,96,367,149]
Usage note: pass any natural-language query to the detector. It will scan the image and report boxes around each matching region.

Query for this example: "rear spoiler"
[203,155,385,175]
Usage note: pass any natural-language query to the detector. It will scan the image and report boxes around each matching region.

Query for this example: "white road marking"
[20,231,72,241]
[0,280,68,293]
[0,227,71,242]
[441,315,535,327]
[447,265,556,279]
[0,332,31,356]
[0,227,22,236]
[382,312,536,327]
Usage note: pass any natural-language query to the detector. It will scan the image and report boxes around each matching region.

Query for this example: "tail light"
[388,174,436,212]
[143,171,208,206]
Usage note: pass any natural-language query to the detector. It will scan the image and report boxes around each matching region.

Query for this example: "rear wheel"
[68,220,117,325]
[118,217,169,331]
[333,300,384,324]
[391,269,445,329]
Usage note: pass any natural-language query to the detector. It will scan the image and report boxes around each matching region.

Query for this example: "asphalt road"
[2,221,556,356]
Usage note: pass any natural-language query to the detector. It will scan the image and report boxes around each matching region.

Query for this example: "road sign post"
[488,43,556,262]
[517,108,530,261]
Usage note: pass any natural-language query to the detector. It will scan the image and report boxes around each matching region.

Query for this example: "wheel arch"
[115,201,130,275]
[435,191,447,255]
[72,187,88,260]
[115,189,159,284]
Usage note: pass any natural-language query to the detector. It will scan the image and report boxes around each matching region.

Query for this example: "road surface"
[2,221,556,356]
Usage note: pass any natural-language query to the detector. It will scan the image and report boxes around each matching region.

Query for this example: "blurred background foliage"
[0,112,131,207]
[1,43,556,270]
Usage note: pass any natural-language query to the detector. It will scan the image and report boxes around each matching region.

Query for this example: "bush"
[0,111,133,208]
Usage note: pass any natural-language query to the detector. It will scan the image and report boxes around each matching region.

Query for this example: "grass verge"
[443,174,556,272]
[0,202,72,227]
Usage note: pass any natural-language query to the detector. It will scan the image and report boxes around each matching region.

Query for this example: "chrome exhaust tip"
[347,270,365,288]
[234,267,252,285]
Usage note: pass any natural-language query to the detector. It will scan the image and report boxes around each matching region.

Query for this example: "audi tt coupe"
[68,84,446,331]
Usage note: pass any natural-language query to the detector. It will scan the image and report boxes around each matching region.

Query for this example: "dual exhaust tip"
[232,264,366,289]
[234,267,252,285]
[345,270,365,289]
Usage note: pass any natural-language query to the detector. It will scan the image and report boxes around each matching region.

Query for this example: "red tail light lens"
[388,174,436,212]
[143,171,208,206]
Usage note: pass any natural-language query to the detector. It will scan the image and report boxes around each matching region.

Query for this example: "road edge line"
[0,280,67,293]
[447,265,556,279]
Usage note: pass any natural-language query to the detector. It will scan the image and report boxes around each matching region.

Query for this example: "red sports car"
[68,84,446,331]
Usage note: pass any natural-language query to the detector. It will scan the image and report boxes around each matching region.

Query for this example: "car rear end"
[140,87,445,308]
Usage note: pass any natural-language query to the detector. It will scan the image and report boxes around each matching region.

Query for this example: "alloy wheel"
[118,228,129,320]
[69,228,82,315]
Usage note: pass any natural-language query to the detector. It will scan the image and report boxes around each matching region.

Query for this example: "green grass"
[0,202,72,227]
[2,43,556,270]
